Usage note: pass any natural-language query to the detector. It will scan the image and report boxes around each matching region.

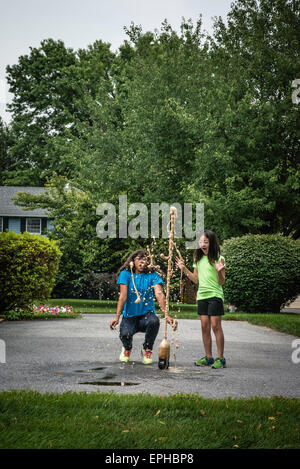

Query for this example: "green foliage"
[111,19,205,205]
[0,231,62,315]
[0,117,13,184]
[222,234,300,313]
[223,312,300,337]
[4,38,114,185]
[4,2,300,294]
[0,391,300,449]
[183,0,300,240]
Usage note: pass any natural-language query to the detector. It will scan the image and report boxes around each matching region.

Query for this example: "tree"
[0,117,13,184]
[4,38,114,185]
[111,19,207,205]
[183,0,300,240]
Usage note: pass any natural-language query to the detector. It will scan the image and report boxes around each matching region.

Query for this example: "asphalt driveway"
[0,314,299,398]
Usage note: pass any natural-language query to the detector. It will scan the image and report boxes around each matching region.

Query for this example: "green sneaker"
[211,357,226,369]
[194,356,214,367]
[141,348,153,364]
[119,347,131,363]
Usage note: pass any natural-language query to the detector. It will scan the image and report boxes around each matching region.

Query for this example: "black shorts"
[197,297,224,316]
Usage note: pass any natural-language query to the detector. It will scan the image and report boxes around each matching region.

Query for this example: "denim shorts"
[197,297,224,316]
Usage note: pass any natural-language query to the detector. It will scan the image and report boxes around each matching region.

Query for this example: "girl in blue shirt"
[110,250,175,364]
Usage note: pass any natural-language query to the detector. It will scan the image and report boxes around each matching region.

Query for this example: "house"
[0,186,53,235]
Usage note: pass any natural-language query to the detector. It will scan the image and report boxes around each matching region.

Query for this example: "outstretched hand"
[176,256,185,270]
[215,258,225,272]
[166,315,178,331]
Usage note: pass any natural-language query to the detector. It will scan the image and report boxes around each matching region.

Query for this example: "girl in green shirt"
[176,230,226,369]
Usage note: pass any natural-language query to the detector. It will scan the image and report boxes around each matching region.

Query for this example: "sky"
[0,0,233,123]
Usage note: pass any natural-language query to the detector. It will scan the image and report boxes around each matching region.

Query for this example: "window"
[26,218,41,234]
[0,217,2,232]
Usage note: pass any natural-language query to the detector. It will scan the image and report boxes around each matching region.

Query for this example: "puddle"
[79,381,139,386]
[58,364,217,390]
[73,367,106,373]
[101,373,117,380]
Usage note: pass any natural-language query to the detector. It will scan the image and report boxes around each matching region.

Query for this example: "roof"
[0,186,49,217]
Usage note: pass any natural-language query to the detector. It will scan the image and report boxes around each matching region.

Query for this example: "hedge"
[0,231,62,315]
[222,234,300,314]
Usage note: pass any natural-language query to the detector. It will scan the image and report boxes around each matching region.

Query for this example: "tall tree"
[64,19,208,207]
[5,38,114,185]
[183,0,300,240]
[0,117,13,184]
[114,19,206,205]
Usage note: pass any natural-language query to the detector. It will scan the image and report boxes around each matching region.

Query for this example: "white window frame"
[0,217,3,232]
[26,218,41,234]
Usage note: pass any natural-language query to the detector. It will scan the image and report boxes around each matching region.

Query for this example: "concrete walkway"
[0,314,299,398]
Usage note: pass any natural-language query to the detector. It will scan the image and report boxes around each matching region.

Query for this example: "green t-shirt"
[193,255,225,301]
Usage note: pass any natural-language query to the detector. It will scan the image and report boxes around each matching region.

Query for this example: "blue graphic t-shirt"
[117,269,164,317]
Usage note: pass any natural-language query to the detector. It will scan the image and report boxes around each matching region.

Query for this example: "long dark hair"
[117,249,163,279]
[193,230,220,265]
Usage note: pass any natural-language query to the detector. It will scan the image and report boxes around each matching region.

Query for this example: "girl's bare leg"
[210,316,224,358]
[200,315,213,358]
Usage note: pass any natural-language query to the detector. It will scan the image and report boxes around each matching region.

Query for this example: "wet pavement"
[0,314,299,397]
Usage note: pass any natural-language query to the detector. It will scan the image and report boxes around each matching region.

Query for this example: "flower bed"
[33,305,74,315]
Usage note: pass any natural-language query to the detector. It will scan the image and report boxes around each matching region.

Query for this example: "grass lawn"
[0,391,299,449]
[223,312,300,337]
[40,299,300,337]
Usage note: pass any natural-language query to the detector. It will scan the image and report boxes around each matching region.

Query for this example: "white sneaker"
[141,348,153,364]
[119,347,131,362]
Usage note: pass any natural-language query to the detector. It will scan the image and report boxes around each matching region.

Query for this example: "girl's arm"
[110,284,128,329]
[215,258,226,285]
[153,284,174,325]
[176,257,199,284]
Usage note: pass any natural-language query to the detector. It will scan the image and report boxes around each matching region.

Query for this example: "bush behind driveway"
[0,231,61,316]
[222,234,300,314]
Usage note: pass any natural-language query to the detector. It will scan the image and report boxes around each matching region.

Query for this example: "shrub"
[222,234,300,313]
[80,272,119,300]
[0,231,62,316]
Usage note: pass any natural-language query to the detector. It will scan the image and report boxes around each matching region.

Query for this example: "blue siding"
[6,217,52,236]
[8,217,21,233]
